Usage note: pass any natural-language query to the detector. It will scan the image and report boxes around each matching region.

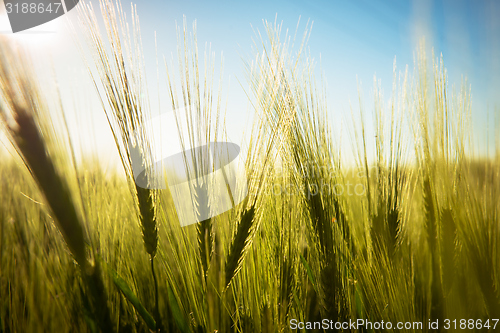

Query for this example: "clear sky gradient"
[0,0,499,166]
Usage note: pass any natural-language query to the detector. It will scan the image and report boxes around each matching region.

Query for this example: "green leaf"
[78,284,99,333]
[299,253,318,293]
[167,285,190,333]
[107,267,157,331]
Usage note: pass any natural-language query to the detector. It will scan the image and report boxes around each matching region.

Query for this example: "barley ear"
[197,217,213,277]
[136,185,158,257]
[225,204,256,288]
[0,40,115,333]
[0,45,86,267]
[193,178,213,277]
[12,109,88,266]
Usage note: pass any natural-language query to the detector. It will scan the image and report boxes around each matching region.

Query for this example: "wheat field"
[0,1,499,332]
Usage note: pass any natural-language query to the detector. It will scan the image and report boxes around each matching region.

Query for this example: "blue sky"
[1,0,499,165]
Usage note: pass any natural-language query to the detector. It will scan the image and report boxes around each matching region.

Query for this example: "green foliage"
[1,5,500,333]
[107,264,157,331]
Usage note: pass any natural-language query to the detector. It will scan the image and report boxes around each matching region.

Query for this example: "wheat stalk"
[78,0,162,328]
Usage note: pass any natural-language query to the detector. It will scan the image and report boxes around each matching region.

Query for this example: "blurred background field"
[1,1,500,332]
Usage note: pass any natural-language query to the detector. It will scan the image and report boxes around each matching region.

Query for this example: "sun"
[0,10,64,48]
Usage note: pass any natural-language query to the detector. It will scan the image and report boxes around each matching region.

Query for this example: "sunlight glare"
[0,11,64,49]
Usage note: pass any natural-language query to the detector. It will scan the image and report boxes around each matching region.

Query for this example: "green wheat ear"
[136,185,158,257]
[79,0,160,254]
[0,38,114,333]
[225,204,256,288]
[0,40,86,267]
[78,0,163,329]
